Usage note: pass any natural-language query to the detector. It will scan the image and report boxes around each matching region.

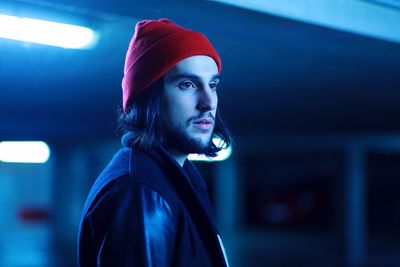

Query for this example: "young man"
[78,18,232,267]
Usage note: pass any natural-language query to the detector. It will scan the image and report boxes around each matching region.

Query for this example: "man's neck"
[167,149,187,167]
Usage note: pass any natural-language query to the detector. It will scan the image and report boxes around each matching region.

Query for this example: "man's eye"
[179,81,195,89]
[210,82,218,90]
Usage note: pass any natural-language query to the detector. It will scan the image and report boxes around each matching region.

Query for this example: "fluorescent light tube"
[0,141,50,163]
[0,14,97,49]
[188,138,232,162]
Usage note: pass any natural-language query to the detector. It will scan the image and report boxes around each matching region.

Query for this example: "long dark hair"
[117,79,233,157]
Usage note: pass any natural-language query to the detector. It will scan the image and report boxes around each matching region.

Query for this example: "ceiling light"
[0,141,50,163]
[0,14,97,49]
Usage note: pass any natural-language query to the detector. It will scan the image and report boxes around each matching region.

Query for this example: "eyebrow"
[168,73,220,82]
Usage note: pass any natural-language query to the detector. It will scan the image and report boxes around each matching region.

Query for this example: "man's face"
[161,55,219,154]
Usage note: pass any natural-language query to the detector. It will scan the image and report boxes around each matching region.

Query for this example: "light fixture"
[0,14,97,49]
[0,141,50,163]
[188,138,232,162]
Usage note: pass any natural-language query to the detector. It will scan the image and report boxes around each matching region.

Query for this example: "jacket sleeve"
[88,182,177,267]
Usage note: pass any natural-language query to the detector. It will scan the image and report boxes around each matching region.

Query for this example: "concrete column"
[213,156,242,233]
[52,144,91,264]
[345,144,367,266]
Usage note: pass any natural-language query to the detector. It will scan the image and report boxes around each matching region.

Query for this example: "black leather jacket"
[77,146,229,267]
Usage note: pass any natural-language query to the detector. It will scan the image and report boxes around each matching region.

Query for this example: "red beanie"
[122,18,222,112]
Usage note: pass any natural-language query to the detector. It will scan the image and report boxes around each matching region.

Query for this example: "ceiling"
[1,0,400,142]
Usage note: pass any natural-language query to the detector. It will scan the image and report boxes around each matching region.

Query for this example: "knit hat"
[122,18,222,112]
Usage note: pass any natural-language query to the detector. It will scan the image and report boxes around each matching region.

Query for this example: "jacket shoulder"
[81,148,131,217]
[82,147,177,217]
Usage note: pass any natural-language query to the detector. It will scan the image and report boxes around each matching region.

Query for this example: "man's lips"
[193,118,214,130]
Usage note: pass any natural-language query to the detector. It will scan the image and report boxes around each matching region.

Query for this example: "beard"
[162,122,213,155]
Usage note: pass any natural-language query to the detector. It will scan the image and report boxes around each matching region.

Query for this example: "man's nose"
[197,88,217,112]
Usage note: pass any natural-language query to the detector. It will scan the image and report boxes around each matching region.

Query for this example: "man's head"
[161,55,219,155]
[118,19,231,157]
[121,18,221,112]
